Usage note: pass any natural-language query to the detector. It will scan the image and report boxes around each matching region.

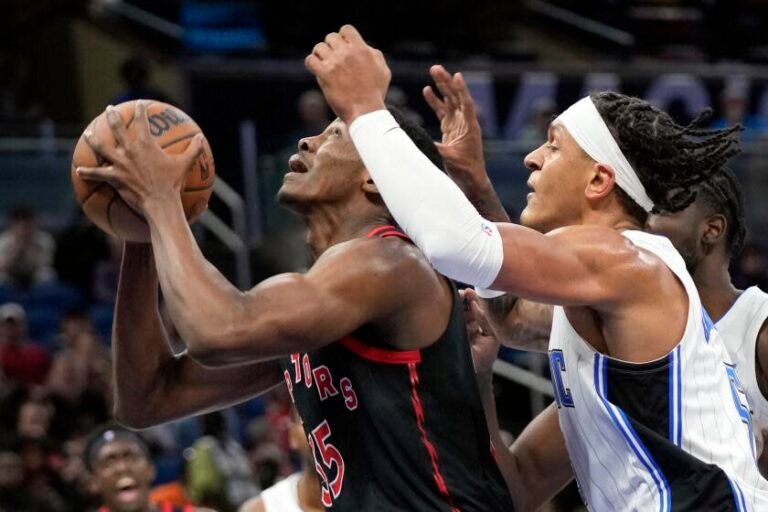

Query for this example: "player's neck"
[580,207,643,232]
[304,202,390,257]
[693,255,741,322]
[298,469,324,511]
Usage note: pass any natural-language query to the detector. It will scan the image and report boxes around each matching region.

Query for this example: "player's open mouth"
[287,155,309,175]
[115,476,140,504]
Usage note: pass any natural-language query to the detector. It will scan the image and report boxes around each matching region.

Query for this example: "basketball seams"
[105,189,119,234]
[183,183,214,193]
[78,181,109,206]
[161,131,201,150]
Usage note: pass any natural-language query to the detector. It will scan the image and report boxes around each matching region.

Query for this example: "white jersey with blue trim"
[717,286,768,453]
[548,230,768,511]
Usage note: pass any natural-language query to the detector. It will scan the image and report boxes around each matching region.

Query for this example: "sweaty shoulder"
[318,235,443,287]
[547,225,675,298]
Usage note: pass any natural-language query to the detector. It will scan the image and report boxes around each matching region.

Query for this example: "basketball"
[71,100,215,242]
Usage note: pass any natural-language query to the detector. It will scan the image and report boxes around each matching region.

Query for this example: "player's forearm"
[508,403,573,511]
[142,200,251,365]
[113,242,181,427]
[478,370,572,510]
[452,171,511,223]
[350,110,504,288]
[484,296,552,352]
[477,374,523,505]
[114,243,282,427]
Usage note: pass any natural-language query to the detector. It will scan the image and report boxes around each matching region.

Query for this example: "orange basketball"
[71,100,215,242]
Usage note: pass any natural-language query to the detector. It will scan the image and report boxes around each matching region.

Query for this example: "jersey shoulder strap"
[366,224,411,242]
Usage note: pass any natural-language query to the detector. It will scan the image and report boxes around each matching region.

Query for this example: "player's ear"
[702,213,727,246]
[585,162,615,202]
[361,169,380,195]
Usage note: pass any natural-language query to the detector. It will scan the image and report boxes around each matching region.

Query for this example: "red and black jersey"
[281,226,513,511]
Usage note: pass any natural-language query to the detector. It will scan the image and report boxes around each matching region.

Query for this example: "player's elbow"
[113,403,156,430]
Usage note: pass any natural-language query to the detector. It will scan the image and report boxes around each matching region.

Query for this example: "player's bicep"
[229,245,401,361]
[489,224,631,306]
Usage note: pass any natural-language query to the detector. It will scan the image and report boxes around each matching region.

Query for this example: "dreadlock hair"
[696,167,747,257]
[590,91,743,225]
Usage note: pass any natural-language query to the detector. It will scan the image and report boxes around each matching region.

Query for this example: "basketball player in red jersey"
[76,101,513,510]
[85,425,212,512]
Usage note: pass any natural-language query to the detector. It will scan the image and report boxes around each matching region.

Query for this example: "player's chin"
[519,206,536,228]
[276,185,310,211]
[519,207,548,234]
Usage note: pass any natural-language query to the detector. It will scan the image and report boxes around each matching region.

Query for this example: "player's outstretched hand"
[305,25,391,124]
[462,288,501,377]
[423,65,487,185]
[76,100,203,214]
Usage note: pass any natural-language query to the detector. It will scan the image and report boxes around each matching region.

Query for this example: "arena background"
[2,1,768,510]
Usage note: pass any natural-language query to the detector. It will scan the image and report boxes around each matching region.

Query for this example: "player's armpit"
[489,223,653,307]
[186,237,446,367]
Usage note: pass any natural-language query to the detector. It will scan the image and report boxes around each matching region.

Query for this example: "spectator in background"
[711,77,768,140]
[54,209,111,300]
[85,425,212,512]
[186,412,260,511]
[15,436,69,512]
[55,308,95,350]
[296,89,331,138]
[46,350,109,442]
[0,303,50,386]
[0,447,37,511]
[0,207,55,289]
[276,90,332,152]
[111,55,172,105]
[16,396,54,441]
[239,407,322,512]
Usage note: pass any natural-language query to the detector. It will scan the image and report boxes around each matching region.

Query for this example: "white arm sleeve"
[349,109,504,288]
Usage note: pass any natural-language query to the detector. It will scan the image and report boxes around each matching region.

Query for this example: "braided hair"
[590,92,743,224]
[697,167,747,256]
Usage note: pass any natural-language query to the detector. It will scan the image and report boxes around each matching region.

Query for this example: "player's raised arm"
[306,26,653,307]
[423,64,510,223]
[112,242,282,429]
[78,102,444,368]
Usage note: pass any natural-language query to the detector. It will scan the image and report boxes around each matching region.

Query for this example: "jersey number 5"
[309,420,345,507]
[549,349,575,408]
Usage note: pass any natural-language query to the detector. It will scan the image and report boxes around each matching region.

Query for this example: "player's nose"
[298,136,315,153]
[523,146,543,173]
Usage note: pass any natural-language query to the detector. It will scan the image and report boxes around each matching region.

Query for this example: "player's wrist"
[141,195,185,220]
[340,100,387,125]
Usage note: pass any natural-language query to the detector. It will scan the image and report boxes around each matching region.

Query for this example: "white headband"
[557,97,654,212]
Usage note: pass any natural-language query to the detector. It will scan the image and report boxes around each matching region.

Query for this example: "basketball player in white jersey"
[429,63,768,499]
[239,409,322,512]
[306,25,768,510]
[647,168,768,473]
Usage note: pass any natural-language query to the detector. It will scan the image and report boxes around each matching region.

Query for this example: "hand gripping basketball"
[77,100,204,214]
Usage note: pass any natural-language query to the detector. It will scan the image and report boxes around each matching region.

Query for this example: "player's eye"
[333,127,342,136]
